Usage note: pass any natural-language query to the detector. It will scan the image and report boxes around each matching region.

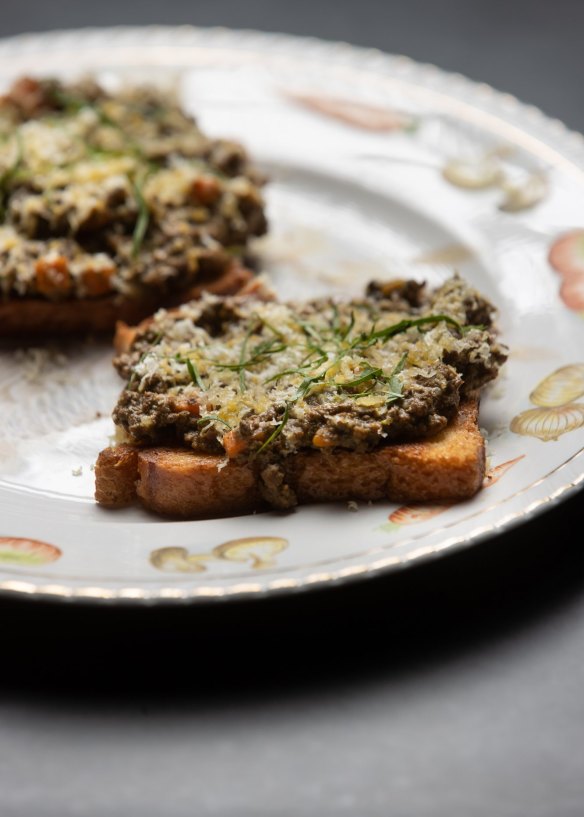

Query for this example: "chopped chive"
[263,356,326,385]
[50,87,145,157]
[255,403,290,455]
[257,316,285,339]
[460,323,487,334]
[183,358,206,391]
[131,176,150,258]
[386,384,403,404]
[197,414,232,430]
[295,372,327,400]
[298,319,322,344]
[366,314,461,344]
[50,86,86,113]
[335,366,383,389]
[385,352,409,404]
[238,323,255,392]
[331,303,340,335]
[221,322,288,385]
[340,310,356,341]
[250,336,287,359]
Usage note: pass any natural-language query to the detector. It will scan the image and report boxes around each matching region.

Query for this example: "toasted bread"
[0,76,267,336]
[97,277,505,517]
[0,261,253,336]
[95,398,484,518]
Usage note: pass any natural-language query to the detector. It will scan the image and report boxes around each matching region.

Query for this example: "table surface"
[1,2,584,816]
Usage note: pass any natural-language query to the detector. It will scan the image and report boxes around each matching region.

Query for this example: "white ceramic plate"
[1,26,583,603]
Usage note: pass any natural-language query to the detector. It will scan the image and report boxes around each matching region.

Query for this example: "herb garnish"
[197,415,233,431]
[385,352,408,404]
[334,365,383,390]
[255,403,290,456]
[50,86,145,156]
[49,86,87,114]
[221,318,286,392]
[362,314,461,345]
[253,312,462,452]
[236,322,256,392]
[176,357,206,391]
[131,176,150,258]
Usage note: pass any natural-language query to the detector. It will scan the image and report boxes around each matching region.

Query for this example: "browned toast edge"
[0,261,253,336]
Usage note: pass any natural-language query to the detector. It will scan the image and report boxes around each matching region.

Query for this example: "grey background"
[1,2,584,815]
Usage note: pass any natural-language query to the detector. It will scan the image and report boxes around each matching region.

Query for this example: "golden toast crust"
[0,262,253,336]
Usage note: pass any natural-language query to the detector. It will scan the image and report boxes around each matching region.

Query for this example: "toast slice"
[96,276,505,518]
[0,77,266,335]
[0,259,253,336]
[95,397,485,518]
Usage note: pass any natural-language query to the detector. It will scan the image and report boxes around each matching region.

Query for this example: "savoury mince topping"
[113,276,507,500]
[0,77,267,301]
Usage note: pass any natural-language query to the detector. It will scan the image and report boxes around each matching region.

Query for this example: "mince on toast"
[95,397,485,518]
[96,275,507,516]
[0,77,266,334]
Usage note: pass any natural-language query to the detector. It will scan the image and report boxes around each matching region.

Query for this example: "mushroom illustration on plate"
[442,155,503,190]
[211,537,288,569]
[442,149,547,212]
[150,537,288,574]
[149,547,211,574]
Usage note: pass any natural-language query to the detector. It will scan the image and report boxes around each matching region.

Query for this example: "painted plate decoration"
[0,26,582,603]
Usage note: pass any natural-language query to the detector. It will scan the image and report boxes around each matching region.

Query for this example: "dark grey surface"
[1,3,584,816]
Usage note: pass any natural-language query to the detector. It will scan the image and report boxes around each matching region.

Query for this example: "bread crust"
[0,261,253,336]
[95,398,485,518]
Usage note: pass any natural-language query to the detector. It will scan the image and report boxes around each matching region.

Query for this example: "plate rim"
[0,23,583,604]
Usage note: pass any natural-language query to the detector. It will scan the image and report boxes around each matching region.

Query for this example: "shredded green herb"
[385,352,408,404]
[298,319,323,344]
[252,313,460,452]
[263,356,326,385]
[335,366,383,390]
[256,315,285,339]
[339,311,356,341]
[197,414,232,431]
[226,319,287,391]
[237,322,256,392]
[460,323,486,335]
[131,176,150,258]
[295,315,458,402]
[49,86,87,114]
[255,402,290,456]
[178,357,206,391]
[365,314,461,345]
[218,337,287,371]
[50,88,131,143]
